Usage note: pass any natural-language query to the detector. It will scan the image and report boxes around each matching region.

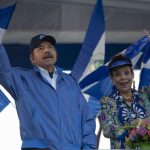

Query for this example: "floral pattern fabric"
[140,85,150,101]
[100,89,150,149]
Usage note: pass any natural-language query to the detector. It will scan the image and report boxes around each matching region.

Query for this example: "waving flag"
[0,2,16,44]
[80,36,149,99]
[0,2,16,111]
[123,36,149,68]
[71,0,105,81]
[0,89,11,112]
[139,40,150,88]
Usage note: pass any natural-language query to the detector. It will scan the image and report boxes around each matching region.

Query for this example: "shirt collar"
[37,66,58,76]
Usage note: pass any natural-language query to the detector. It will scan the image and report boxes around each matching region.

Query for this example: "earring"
[133,80,135,90]
[113,85,116,91]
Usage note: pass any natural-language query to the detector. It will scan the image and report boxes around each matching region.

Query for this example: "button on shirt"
[38,66,58,89]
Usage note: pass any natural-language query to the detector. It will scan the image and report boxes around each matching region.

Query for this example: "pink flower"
[147,130,150,136]
[125,118,150,148]
[142,118,150,127]
[128,129,137,141]
[130,128,137,136]
[136,127,147,136]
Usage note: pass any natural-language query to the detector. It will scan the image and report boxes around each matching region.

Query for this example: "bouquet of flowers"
[125,118,150,149]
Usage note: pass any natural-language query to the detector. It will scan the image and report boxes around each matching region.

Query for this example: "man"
[0,34,96,150]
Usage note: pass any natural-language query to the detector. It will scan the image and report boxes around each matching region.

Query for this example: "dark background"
[4,43,130,70]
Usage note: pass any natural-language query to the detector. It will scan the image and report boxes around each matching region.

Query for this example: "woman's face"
[111,65,134,94]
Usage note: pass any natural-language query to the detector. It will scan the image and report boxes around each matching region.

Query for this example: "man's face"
[30,41,57,70]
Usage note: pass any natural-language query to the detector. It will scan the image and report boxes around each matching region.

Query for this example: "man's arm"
[69,75,97,149]
[80,95,97,149]
[0,45,16,98]
[0,45,12,73]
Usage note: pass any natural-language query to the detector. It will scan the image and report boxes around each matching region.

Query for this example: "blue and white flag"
[71,0,105,81]
[123,36,149,68]
[0,2,16,44]
[80,36,149,99]
[0,90,10,112]
[139,40,150,88]
[0,2,16,111]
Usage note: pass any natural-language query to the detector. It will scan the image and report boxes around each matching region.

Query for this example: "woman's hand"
[131,118,150,127]
[131,118,142,127]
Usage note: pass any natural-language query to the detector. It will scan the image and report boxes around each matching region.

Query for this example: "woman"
[100,54,150,149]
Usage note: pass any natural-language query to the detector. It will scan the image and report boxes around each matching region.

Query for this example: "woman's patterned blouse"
[100,89,150,149]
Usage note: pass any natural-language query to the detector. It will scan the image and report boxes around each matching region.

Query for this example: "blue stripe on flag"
[80,36,149,100]
[123,36,149,68]
[84,75,113,100]
[0,90,10,112]
[79,65,109,90]
[0,2,17,29]
[71,0,105,81]
[88,96,101,117]
[139,68,150,88]
[139,41,150,88]
[124,36,148,59]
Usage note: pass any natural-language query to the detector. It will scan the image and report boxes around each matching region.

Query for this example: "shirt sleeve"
[69,74,97,149]
[139,90,150,116]
[0,45,12,74]
[0,45,16,99]
[81,97,97,149]
[140,85,150,100]
[87,96,101,118]
[100,96,126,139]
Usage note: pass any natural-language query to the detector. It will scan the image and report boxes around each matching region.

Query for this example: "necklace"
[123,96,133,102]
[121,91,133,102]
